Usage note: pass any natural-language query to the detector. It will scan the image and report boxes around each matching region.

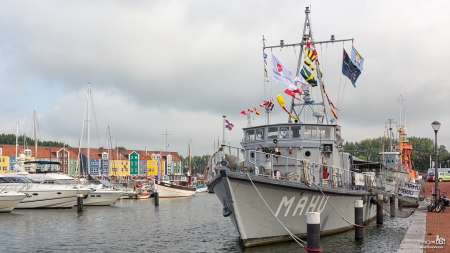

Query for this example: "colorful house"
[0,144,183,178]
[123,151,139,175]
[0,146,8,173]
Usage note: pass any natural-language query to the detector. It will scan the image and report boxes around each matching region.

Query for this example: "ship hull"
[209,170,377,247]
[156,182,196,198]
[15,189,91,209]
[0,192,27,213]
[83,190,124,206]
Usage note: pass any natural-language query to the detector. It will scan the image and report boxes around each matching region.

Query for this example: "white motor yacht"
[0,175,90,209]
[0,190,27,213]
[27,173,123,206]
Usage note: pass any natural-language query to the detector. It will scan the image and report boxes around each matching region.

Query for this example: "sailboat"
[4,114,91,209]
[77,85,124,206]
[207,7,379,248]
[154,140,196,198]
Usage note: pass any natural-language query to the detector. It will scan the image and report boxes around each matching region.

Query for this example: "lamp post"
[431,121,441,200]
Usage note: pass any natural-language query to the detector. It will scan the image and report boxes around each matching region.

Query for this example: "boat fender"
[273,170,284,180]
[361,195,367,205]
[370,196,377,205]
[273,139,278,144]
[383,195,390,203]
[322,166,329,179]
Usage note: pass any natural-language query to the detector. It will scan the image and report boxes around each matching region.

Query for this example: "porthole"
[32,193,38,196]
[96,195,101,197]
[280,127,288,138]
[304,151,311,158]
[250,152,255,158]
[57,192,62,195]
[90,195,96,197]
[256,129,264,139]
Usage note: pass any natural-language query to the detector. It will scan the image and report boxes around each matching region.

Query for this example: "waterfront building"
[0,144,182,179]
[122,151,139,176]
[0,146,8,173]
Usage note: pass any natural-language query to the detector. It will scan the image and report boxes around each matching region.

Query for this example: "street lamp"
[431,120,441,200]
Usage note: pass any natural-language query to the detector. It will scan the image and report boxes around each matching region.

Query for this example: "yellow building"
[110,159,130,177]
[0,154,8,174]
[147,159,165,177]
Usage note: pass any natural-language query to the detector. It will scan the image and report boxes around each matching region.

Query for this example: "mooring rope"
[246,172,308,247]
[312,182,363,228]
[301,159,312,186]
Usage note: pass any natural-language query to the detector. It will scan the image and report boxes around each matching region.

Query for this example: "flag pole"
[222,115,226,145]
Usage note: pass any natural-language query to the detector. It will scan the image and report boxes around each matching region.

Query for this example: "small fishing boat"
[195,184,207,193]
[154,141,196,198]
[137,193,151,199]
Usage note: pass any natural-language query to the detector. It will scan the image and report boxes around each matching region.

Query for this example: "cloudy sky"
[1,1,449,157]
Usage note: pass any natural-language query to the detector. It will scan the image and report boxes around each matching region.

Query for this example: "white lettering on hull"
[292,196,309,216]
[275,195,328,217]
[275,196,296,217]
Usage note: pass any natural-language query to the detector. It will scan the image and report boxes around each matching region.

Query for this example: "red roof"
[0,144,181,161]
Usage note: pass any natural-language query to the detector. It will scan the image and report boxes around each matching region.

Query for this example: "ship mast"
[188,139,192,176]
[263,6,353,124]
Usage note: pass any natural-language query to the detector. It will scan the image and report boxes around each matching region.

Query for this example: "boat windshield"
[0,177,33,183]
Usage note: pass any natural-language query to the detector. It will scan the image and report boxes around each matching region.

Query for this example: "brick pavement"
[422,181,450,253]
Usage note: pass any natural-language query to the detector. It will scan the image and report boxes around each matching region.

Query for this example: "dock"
[397,182,450,253]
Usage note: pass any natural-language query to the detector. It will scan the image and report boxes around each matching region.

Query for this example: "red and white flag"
[272,54,292,87]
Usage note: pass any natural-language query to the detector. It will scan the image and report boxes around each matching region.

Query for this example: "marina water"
[1,193,411,252]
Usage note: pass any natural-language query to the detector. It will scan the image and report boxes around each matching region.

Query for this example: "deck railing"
[208,144,381,192]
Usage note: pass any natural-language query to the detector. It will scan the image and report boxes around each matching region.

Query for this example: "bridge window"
[304,126,318,139]
[268,127,278,139]
[279,127,289,138]
[255,128,264,140]
[318,126,333,140]
[245,129,255,141]
[290,126,302,138]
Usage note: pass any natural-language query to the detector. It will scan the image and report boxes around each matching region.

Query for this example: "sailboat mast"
[34,110,37,161]
[108,125,111,175]
[189,140,192,176]
[87,84,91,175]
[15,122,18,159]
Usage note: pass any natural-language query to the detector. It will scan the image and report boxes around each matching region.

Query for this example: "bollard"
[390,196,395,217]
[306,212,321,253]
[376,194,383,224]
[77,193,84,212]
[354,199,363,240]
[154,190,159,206]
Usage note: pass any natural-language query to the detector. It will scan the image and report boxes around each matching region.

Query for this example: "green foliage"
[344,136,450,173]
[180,155,211,174]
[0,133,68,147]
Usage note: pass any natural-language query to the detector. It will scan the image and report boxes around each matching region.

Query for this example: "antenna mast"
[263,7,353,124]
[161,129,172,151]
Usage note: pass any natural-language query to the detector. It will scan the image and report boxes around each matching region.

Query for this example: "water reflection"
[0,194,411,253]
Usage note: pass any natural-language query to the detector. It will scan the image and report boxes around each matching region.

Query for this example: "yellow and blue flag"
[342,49,361,87]
[351,46,364,71]
[300,67,317,87]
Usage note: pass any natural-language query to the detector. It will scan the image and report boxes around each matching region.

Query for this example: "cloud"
[0,0,449,157]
